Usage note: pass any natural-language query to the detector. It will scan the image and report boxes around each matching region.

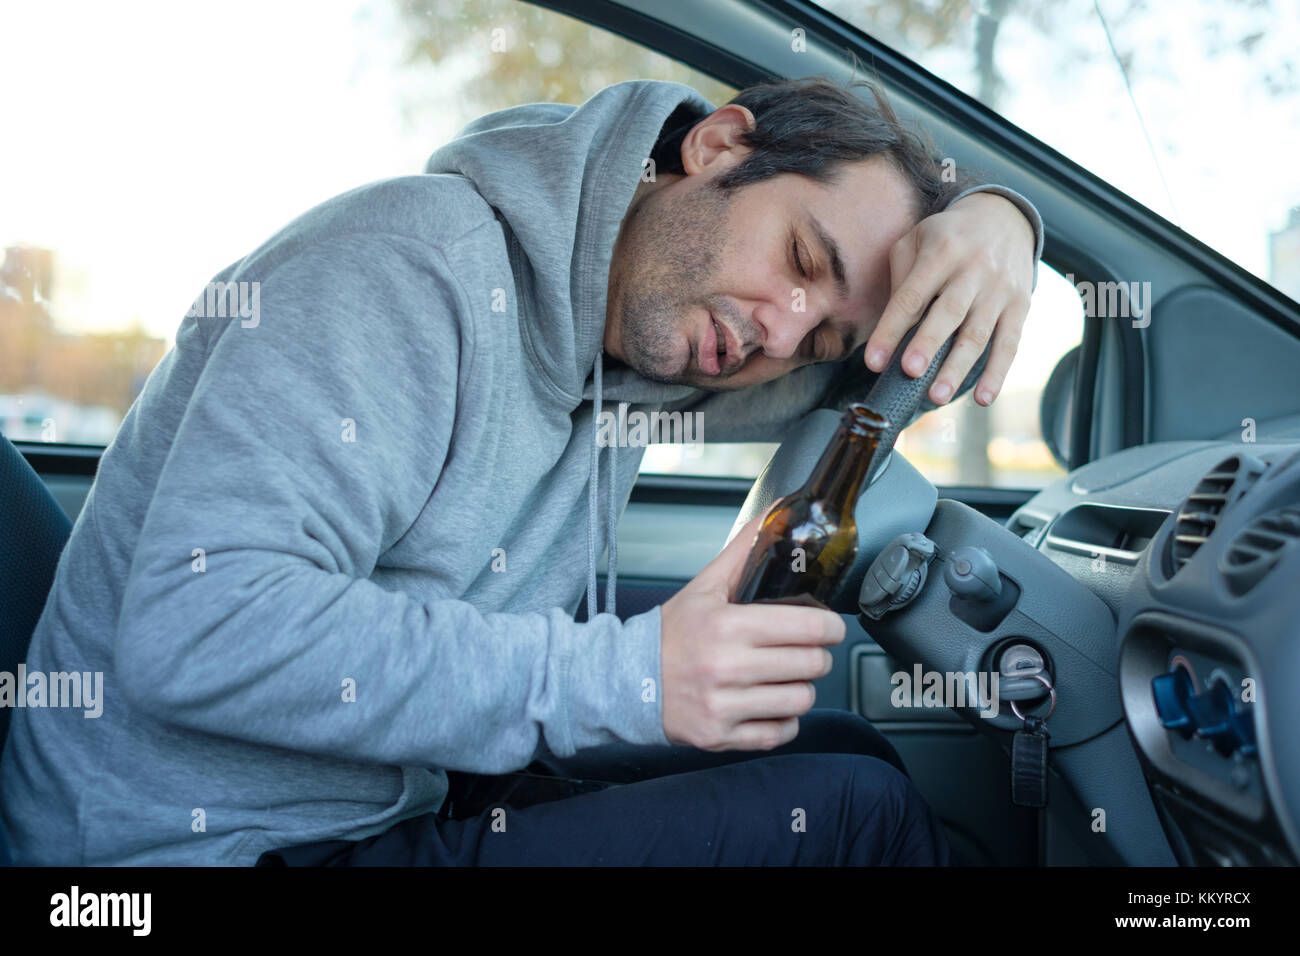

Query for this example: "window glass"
[818,0,1300,305]
[0,0,735,445]
[894,262,1083,488]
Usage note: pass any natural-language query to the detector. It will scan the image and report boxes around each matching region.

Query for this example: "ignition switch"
[997,642,1054,703]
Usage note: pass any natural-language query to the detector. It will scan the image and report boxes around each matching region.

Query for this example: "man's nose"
[756,299,820,361]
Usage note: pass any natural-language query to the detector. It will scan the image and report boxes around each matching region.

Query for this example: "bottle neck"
[803,423,880,512]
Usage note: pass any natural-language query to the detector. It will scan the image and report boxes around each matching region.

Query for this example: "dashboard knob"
[1153,667,1259,759]
[1189,678,1238,756]
[944,546,1002,602]
[1151,665,1197,738]
[1229,707,1258,757]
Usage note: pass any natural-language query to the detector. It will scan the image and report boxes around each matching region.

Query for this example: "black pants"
[257,709,950,866]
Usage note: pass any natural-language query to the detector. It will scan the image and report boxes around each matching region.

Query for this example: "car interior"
[2,0,1298,867]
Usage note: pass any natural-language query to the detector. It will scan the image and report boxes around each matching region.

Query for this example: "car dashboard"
[1008,440,1300,866]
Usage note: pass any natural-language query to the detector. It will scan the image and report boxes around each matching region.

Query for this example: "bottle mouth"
[842,402,890,437]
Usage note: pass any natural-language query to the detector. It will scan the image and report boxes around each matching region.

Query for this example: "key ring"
[1009,674,1057,722]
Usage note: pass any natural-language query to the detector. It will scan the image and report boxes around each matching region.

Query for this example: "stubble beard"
[611,181,735,389]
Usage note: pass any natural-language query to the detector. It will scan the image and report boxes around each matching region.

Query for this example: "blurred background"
[2,0,1296,489]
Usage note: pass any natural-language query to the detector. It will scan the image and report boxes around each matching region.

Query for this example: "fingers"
[900,279,981,384]
[695,500,778,599]
[973,301,1029,406]
[864,197,1034,404]
[715,645,833,685]
[865,230,940,373]
[724,602,846,646]
[714,717,801,752]
[713,682,818,724]
[927,291,1001,405]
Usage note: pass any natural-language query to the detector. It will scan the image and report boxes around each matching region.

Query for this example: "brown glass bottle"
[735,403,890,609]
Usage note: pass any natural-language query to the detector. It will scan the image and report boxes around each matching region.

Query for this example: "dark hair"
[650,76,973,220]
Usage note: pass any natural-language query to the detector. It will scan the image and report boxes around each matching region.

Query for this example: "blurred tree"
[1,246,165,432]
[823,0,1295,100]
[823,0,1296,484]
[395,0,735,122]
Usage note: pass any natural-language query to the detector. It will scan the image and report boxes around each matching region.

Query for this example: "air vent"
[1169,454,1266,574]
[1007,509,1051,548]
[1221,507,1300,594]
[1046,503,1171,564]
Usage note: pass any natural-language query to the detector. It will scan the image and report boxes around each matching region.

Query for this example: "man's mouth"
[699,309,738,377]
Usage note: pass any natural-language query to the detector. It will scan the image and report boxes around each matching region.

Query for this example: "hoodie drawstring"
[607,422,618,617]
[586,349,618,621]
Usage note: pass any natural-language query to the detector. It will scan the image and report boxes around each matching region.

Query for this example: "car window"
[817,0,1300,307]
[0,0,735,446]
[642,262,1085,489]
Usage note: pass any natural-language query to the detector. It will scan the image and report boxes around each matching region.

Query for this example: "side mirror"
[1040,345,1080,471]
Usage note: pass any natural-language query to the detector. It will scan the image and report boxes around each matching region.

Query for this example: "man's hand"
[864,191,1036,407]
[660,505,844,751]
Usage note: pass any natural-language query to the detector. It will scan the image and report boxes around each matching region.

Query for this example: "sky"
[1,0,1294,400]
[883,0,1300,285]
[0,0,453,341]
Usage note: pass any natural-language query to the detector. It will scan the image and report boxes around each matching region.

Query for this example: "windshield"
[818,0,1300,305]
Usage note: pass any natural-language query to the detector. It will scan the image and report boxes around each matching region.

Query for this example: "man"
[0,76,1042,865]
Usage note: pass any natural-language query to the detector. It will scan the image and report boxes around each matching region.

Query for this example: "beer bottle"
[734,403,890,609]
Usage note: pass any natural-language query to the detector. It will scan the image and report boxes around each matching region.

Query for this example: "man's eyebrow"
[806,214,849,302]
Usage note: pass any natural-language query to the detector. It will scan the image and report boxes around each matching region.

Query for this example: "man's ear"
[679,103,756,177]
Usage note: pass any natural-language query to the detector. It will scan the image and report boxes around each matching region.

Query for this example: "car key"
[1010,674,1056,809]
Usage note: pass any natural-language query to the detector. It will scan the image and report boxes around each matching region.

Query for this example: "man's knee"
[796,709,908,775]
[828,754,950,865]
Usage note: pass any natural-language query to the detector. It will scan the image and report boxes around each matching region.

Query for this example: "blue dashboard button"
[1152,665,1196,737]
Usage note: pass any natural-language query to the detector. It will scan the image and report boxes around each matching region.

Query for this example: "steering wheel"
[727,323,974,613]
[729,322,1122,743]
[727,330,1178,865]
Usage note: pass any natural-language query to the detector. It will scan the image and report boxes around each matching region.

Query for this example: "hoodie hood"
[425,80,718,621]
[425,80,713,406]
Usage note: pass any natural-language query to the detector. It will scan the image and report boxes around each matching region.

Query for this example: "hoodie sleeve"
[661,362,841,444]
[115,231,669,774]
[675,338,985,445]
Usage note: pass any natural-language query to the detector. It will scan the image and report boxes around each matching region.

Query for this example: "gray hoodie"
[0,80,1041,866]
